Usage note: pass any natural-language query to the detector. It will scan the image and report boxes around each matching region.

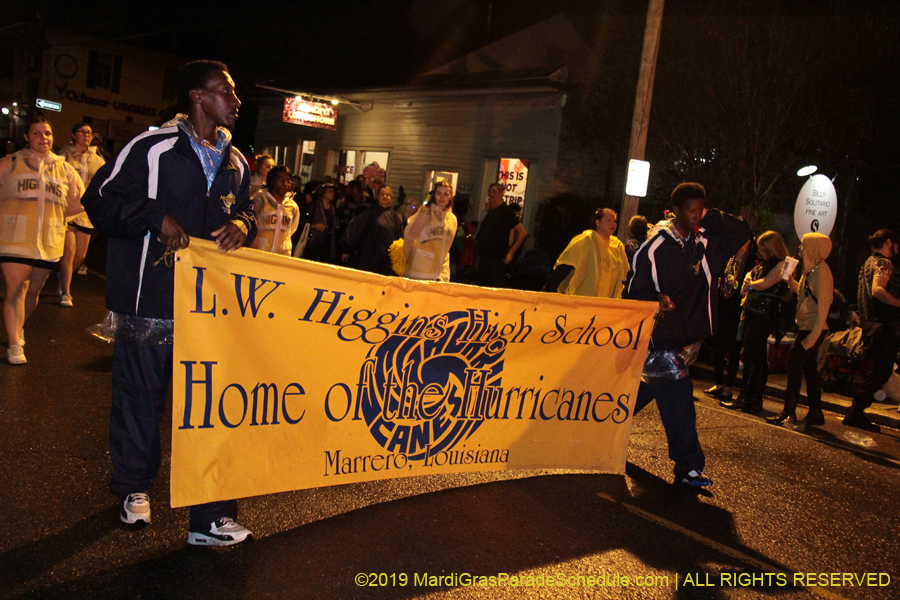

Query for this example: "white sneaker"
[7,344,26,365]
[77,264,88,275]
[187,517,252,546]
[60,293,74,308]
[17,329,24,347]
[120,492,151,524]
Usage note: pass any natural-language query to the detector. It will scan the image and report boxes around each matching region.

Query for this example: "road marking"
[596,493,849,600]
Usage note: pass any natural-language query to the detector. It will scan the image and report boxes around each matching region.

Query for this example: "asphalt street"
[1,247,898,600]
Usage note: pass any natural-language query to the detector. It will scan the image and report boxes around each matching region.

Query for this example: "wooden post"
[618,0,665,239]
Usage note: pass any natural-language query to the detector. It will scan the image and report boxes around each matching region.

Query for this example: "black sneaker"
[804,411,826,426]
[187,518,252,547]
[120,493,151,525]
[843,411,880,432]
[678,470,713,488]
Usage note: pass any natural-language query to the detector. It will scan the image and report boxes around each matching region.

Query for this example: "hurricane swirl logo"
[354,309,507,461]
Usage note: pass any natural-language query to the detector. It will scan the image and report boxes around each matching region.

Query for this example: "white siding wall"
[306,92,565,229]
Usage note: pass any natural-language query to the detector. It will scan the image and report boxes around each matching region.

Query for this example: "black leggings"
[784,330,826,408]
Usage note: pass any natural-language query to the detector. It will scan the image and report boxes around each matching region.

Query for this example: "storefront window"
[330,150,357,184]
[360,151,389,193]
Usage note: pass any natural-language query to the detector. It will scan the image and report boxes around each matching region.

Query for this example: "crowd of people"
[2,59,898,547]
[229,160,523,288]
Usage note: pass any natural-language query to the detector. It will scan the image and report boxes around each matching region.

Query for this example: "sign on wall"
[793,174,837,238]
[498,158,529,208]
[283,98,338,131]
[170,240,657,506]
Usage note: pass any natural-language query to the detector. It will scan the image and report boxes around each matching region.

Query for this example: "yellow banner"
[171,239,657,507]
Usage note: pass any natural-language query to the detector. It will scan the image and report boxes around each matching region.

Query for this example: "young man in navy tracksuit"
[624,183,751,487]
[83,60,257,545]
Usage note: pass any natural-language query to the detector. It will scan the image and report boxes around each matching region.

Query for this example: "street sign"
[625,159,650,197]
[35,98,62,112]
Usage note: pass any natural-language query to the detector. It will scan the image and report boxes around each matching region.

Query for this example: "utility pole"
[617,0,665,239]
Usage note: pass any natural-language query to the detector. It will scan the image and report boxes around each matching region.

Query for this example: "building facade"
[253,16,609,230]
[1,25,185,153]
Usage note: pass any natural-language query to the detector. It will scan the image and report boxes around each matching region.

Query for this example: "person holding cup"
[723,231,789,414]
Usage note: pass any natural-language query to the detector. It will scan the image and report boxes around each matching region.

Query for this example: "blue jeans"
[634,377,706,479]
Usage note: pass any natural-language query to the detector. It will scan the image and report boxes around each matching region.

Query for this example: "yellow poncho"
[554,230,629,299]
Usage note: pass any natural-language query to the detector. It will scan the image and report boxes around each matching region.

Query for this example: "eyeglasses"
[75,130,93,136]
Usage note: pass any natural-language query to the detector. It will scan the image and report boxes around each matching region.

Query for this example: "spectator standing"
[251,165,301,256]
[355,173,375,204]
[624,214,648,265]
[475,183,527,287]
[721,232,788,414]
[624,183,751,487]
[304,183,338,264]
[844,229,900,431]
[704,238,753,403]
[337,179,369,234]
[766,233,833,426]
[249,154,274,196]
[58,122,106,307]
[450,195,476,282]
[83,60,256,545]
[0,117,84,364]
[340,185,404,275]
[543,208,629,299]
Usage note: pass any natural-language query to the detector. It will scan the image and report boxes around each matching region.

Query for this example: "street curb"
[690,363,900,431]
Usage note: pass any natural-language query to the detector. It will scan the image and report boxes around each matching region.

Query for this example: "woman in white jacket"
[404,181,458,282]
[250,165,301,256]
[0,117,84,364]
[59,122,106,307]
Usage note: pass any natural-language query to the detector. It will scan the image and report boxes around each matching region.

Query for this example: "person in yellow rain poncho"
[543,207,629,299]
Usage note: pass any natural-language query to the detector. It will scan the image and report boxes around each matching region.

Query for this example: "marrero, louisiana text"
[325,444,509,476]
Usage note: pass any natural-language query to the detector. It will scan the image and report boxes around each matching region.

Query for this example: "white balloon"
[794,174,837,239]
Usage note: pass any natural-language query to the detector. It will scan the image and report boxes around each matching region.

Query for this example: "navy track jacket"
[83,124,257,319]
[624,209,751,351]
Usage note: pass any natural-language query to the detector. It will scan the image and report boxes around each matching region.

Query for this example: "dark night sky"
[12,1,638,86]
[9,1,894,152]
[6,1,889,89]
[8,0,896,216]
[17,1,895,95]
